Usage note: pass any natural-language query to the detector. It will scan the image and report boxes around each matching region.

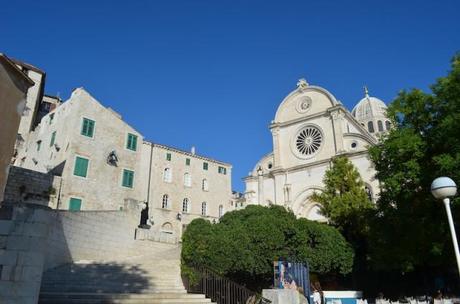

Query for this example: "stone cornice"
[143,141,232,168]
[269,110,331,129]
[243,149,371,180]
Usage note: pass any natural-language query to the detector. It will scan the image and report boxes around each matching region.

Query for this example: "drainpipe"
[146,143,153,204]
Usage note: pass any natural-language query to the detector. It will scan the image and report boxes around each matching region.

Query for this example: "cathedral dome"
[351,91,387,122]
[351,87,390,135]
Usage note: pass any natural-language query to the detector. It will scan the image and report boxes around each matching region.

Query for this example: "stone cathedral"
[243,79,390,222]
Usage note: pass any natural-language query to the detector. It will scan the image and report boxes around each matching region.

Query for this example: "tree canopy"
[182,205,354,290]
[368,54,460,274]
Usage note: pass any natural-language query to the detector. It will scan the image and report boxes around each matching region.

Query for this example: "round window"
[296,96,312,113]
[351,141,357,149]
[295,126,322,156]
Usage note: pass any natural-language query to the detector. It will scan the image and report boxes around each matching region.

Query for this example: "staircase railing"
[183,265,271,304]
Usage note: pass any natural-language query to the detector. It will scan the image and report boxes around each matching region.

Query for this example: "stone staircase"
[39,242,215,304]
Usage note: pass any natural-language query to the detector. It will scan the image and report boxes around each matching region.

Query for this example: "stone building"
[139,143,232,236]
[244,79,389,221]
[9,59,47,148]
[12,86,233,236]
[0,54,34,201]
[14,88,144,210]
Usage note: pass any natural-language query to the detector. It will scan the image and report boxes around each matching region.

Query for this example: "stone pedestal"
[262,289,308,304]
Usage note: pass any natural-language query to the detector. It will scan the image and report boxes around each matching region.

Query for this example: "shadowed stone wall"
[4,166,61,208]
[0,200,143,303]
[0,204,52,304]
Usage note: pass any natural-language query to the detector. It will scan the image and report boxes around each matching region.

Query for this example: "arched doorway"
[290,187,328,222]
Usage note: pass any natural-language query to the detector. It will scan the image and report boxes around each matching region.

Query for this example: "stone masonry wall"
[45,205,141,270]
[0,204,53,304]
[3,166,61,208]
[0,200,143,303]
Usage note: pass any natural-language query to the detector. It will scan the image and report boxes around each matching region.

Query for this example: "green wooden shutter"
[74,157,89,177]
[186,158,190,166]
[81,118,95,137]
[50,131,56,147]
[122,169,134,188]
[69,198,82,211]
[127,133,137,151]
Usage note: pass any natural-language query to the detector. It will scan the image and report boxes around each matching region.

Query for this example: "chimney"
[191,146,196,155]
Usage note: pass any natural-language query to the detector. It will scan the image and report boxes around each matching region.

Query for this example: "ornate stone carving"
[296,78,309,89]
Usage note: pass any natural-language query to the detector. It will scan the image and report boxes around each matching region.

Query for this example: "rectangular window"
[81,118,95,137]
[186,158,190,166]
[218,166,227,175]
[122,169,134,188]
[126,133,138,151]
[166,153,171,161]
[69,197,82,211]
[73,156,89,178]
[49,113,55,125]
[50,131,56,147]
[203,162,208,170]
[36,140,41,152]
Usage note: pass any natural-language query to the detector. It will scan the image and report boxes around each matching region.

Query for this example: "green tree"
[311,156,373,244]
[181,205,354,290]
[368,54,460,277]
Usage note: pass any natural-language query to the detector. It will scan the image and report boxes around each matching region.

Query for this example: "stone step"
[41,285,185,291]
[40,293,207,299]
[42,277,182,283]
[40,286,187,294]
[39,298,213,304]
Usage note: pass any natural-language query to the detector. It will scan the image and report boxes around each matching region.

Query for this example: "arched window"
[368,121,375,133]
[162,194,169,209]
[377,120,384,132]
[163,168,172,183]
[201,202,207,216]
[385,120,391,130]
[365,185,373,202]
[218,205,224,218]
[182,198,190,213]
[202,179,209,191]
[184,173,191,187]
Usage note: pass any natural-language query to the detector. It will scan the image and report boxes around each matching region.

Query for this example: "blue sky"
[2,0,459,191]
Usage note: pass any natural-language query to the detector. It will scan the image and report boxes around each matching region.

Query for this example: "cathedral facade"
[243,79,390,221]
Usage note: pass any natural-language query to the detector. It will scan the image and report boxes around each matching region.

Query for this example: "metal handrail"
[183,265,271,304]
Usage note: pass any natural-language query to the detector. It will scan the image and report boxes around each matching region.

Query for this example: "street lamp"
[431,177,459,275]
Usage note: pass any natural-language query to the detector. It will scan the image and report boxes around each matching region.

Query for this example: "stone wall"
[45,204,142,270]
[0,203,53,304]
[0,200,143,303]
[3,166,61,208]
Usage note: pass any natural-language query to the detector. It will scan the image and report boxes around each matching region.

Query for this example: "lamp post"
[431,177,459,275]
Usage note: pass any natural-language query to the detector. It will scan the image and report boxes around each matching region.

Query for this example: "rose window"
[295,127,322,155]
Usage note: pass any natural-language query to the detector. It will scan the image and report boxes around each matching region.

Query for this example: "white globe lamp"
[431,177,459,276]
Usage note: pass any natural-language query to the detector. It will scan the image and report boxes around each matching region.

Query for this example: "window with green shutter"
[81,118,95,137]
[218,166,227,175]
[69,197,82,211]
[203,162,208,170]
[49,113,55,125]
[166,153,171,161]
[37,140,41,152]
[73,156,89,178]
[127,133,138,151]
[122,169,134,188]
[186,158,190,166]
[50,131,56,147]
